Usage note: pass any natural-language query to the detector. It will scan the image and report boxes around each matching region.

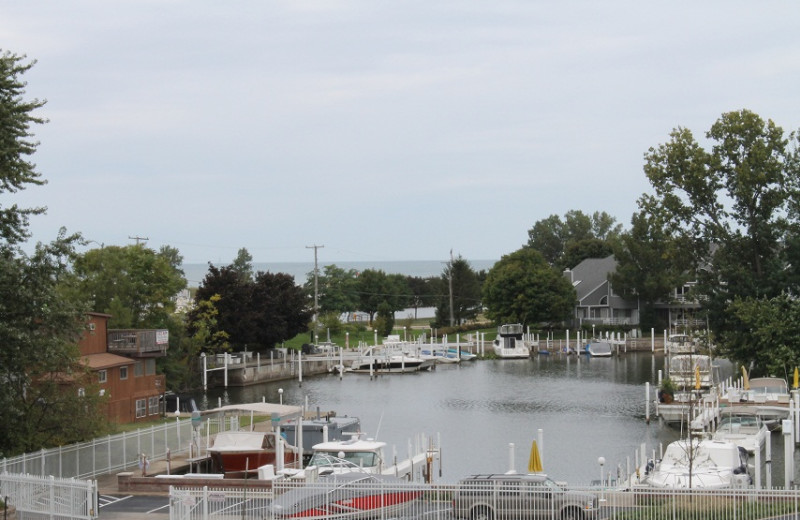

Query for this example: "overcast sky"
[2,2,798,265]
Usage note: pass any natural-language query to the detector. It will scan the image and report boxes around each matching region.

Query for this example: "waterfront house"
[78,312,168,423]
[565,255,704,332]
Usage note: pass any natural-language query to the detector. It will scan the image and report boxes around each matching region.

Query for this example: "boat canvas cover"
[211,431,270,451]
[201,402,304,421]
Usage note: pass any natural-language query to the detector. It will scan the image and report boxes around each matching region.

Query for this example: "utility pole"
[448,249,455,327]
[306,244,324,332]
[128,235,149,245]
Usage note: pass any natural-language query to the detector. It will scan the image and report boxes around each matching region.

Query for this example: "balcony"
[107,329,169,358]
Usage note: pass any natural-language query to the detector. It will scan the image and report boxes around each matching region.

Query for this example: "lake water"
[181,259,499,287]
[185,351,798,486]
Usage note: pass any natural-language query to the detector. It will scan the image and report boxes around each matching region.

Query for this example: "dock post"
[783,419,794,488]
[645,382,650,424]
[755,441,762,489]
[202,353,207,391]
[651,328,655,352]
[298,351,303,387]
[537,429,544,469]
[224,353,228,388]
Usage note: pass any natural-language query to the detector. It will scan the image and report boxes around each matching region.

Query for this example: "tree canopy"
[527,210,622,269]
[482,248,575,326]
[71,244,187,328]
[637,109,800,372]
[434,255,482,327]
[191,259,312,351]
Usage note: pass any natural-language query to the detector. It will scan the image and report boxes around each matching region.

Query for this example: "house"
[78,312,167,424]
[564,255,639,328]
[565,255,705,331]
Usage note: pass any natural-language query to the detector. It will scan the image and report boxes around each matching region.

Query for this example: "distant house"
[78,313,167,423]
[565,255,705,331]
[564,255,639,328]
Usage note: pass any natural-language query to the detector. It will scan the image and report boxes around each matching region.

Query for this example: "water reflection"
[191,352,797,486]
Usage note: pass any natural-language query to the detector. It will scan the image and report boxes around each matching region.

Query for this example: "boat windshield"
[310,450,378,468]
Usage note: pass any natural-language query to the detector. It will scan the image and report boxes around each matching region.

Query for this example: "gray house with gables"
[564,255,639,328]
[564,255,704,331]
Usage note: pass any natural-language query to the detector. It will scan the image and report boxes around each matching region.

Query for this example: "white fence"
[0,419,196,479]
[0,472,97,520]
[169,481,800,520]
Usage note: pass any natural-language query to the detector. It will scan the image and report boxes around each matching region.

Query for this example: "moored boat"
[637,438,751,489]
[208,430,300,475]
[492,324,532,359]
[712,408,768,454]
[584,341,612,357]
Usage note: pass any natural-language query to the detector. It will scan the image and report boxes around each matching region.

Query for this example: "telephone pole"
[306,244,324,332]
[128,235,149,245]
[448,249,455,327]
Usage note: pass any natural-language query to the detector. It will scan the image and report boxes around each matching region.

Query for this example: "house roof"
[568,255,616,303]
[81,353,135,370]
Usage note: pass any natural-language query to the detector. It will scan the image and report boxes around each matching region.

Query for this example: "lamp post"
[598,456,606,502]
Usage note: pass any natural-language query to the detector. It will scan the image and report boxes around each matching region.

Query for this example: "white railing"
[169,481,800,520]
[0,472,98,520]
[0,419,196,479]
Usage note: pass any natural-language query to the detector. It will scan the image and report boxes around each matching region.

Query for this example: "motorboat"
[584,341,612,357]
[667,354,716,390]
[492,324,532,359]
[665,334,697,354]
[208,430,300,475]
[639,439,751,489]
[343,345,434,374]
[269,471,423,520]
[281,415,361,465]
[419,347,460,364]
[712,409,768,454]
[448,347,477,361]
[281,431,439,482]
[724,376,791,430]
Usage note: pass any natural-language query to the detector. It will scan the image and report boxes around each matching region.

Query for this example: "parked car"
[452,473,598,520]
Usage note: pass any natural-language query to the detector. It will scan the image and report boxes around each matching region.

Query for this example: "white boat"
[341,345,434,374]
[419,347,460,364]
[668,354,715,389]
[666,334,697,354]
[639,439,751,489]
[724,377,792,430]
[584,341,612,357]
[492,324,532,359]
[448,347,477,361]
[281,432,439,482]
[712,409,768,454]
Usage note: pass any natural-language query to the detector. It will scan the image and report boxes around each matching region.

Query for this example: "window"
[120,366,128,380]
[145,359,156,375]
[148,396,159,416]
[134,361,143,377]
[98,370,107,383]
[135,399,147,418]
[77,388,85,397]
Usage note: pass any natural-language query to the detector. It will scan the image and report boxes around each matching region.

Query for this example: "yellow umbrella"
[741,366,750,391]
[528,440,543,473]
[794,367,799,390]
[695,365,701,390]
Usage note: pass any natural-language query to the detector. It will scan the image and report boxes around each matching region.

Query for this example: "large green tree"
[482,248,575,326]
[527,210,622,269]
[355,269,410,324]
[71,244,187,328]
[303,264,360,315]
[0,52,46,245]
[0,51,106,455]
[639,109,800,369]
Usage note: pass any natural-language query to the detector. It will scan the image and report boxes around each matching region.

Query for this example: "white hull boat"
[492,324,532,359]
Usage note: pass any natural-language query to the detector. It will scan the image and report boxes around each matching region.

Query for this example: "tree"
[355,269,410,324]
[610,209,694,330]
[303,264,360,316]
[0,52,46,246]
[434,255,482,327]
[0,234,107,456]
[230,247,254,283]
[639,109,800,366]
[71,244,187,328]
[191,263,311,351]
[482,248,575,326]
[406,276,439,319]
[527,210,622,269]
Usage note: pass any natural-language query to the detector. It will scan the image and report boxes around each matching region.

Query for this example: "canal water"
[189,352,798,486]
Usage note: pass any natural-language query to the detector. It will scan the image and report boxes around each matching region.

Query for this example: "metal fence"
[0,472,98,520]
[0,419,197,479]
[169,480,800,520]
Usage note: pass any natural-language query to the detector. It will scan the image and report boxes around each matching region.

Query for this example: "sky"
[2,1,799,265]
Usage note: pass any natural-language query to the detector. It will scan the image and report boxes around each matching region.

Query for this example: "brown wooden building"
[78,312,167,424]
